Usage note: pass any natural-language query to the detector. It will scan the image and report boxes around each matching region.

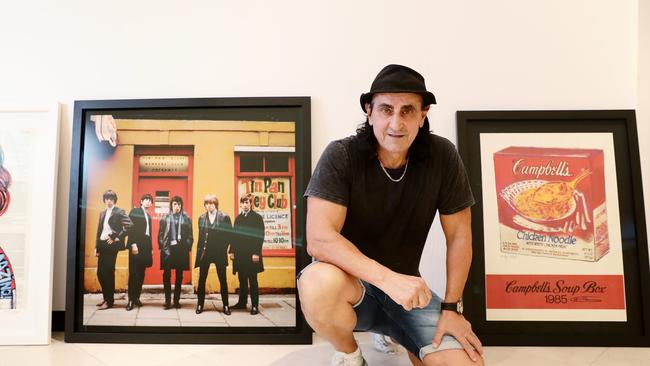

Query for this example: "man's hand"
[95,250,99,257]
[228,253,234,260]
[252,254,260,263]
[377,271,432,311]
[131,244,139,255]
[432,310,483,362]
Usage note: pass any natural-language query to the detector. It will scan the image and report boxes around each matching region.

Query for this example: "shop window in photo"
[235,152,296,252]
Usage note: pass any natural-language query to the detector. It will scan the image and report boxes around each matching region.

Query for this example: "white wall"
[639,0,650,277]
[0,0,645,310]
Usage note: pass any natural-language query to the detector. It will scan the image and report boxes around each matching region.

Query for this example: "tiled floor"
[0,332,649,366]
[83,293,296,327]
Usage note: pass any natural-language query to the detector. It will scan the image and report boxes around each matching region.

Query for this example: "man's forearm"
[444,236,472,302]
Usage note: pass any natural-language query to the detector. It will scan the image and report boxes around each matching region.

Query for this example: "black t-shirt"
[305,134,475,276]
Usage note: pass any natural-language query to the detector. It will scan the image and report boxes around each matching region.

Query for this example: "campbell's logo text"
[512,159,571,179]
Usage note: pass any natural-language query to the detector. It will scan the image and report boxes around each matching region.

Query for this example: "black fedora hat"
[360,64,436,113]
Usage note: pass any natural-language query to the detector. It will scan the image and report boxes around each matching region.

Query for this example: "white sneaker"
[331,347,368,366]
[372,333,398,354]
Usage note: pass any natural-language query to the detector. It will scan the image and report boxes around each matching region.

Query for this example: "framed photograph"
[457,110,650,346]
[65,97,312,344]
[0,104,60,345]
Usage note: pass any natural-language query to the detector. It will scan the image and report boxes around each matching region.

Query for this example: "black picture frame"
[65,97,312,344]
[457,110,650,346]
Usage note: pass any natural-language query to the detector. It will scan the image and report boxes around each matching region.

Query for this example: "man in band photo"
[195,194,233,315]
[158,195,193,310]
[95,189,132,310]
[231,194,265,315]
[125,193,154,311]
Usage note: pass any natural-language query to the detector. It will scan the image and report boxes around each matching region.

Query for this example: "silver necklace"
[378,157,409,183]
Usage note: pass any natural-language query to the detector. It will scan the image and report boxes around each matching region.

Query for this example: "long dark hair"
[170,195,184,211]
[355,116,433,161]
[0,145,12,216]
[102,189,118,203]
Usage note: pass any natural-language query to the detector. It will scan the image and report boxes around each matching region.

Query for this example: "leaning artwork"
[0,104,59,345]
[0,145,17,310]
[65,98,311,344]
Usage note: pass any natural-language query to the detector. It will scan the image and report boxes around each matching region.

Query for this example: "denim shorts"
[297,261,463,360]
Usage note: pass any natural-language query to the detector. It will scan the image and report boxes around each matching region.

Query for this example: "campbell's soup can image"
[493,146,609,262]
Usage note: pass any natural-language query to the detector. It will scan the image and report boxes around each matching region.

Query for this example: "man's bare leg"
[407,351,424,366]
[422,349,485,366]
[298,262,364,353]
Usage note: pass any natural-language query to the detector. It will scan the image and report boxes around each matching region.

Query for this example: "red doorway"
[133,147,194,285]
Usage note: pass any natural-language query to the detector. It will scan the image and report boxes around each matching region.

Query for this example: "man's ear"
[366,103,373,124]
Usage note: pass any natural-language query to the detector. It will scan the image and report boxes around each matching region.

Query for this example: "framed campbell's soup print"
[65,97,312,344]
[457,110,650,346]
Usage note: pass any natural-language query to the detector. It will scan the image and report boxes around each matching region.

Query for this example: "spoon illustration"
[532,169,591,205]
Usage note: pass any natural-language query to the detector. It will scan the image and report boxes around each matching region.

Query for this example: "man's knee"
[298,262,360,307]
[422,350,484,366]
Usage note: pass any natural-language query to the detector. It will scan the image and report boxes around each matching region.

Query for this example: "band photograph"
[65,98,311,344]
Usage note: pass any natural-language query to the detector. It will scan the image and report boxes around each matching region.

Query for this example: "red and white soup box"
[493,146,609,262]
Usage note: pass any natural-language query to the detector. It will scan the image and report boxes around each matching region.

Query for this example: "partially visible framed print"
[457,110,650,346]
[0,104,60,345]
[65,97,311,344]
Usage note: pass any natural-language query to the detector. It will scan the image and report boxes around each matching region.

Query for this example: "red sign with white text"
[486,274,625,309]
